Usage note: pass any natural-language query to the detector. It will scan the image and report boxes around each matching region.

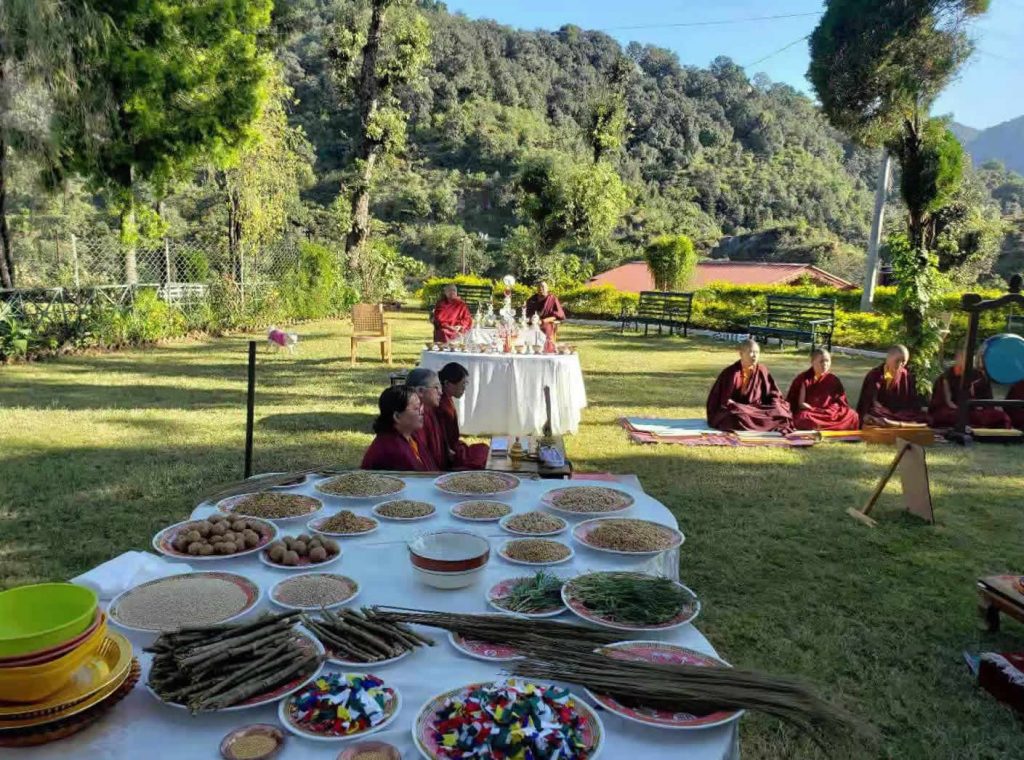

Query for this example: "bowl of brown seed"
[372,500,437,522]
[314,473,405,501]
[499,511,568,536]
[498,538,574,567]
[269,573,360,612]
[450,500,513,522]
[540,486,635,517]
[433,472,520,498]
[220,724,285,760]
[571,517,684,556]
[217,492,324,523]
[308,510,380,537]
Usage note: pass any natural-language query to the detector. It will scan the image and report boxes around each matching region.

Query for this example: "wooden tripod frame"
[847,437,934,527]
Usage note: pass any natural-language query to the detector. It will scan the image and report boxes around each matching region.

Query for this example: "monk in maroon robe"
[856,345,928,426]
[1008,380,1024,430]
[361,386,436,471]
[406,367,450,470]
[706,339,793,432]
[438,362,489,470]
[525,281,566,350]
[432,284,472,344]
[786,348,859,431]
[928,351,1011,429]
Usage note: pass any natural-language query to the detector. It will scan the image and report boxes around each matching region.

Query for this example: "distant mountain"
[954,116,1024,175]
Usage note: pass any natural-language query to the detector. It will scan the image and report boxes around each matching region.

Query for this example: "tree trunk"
[860,150,891,312]
[0,130,14,289]
[228,182,243,283]
[344,0,389,280]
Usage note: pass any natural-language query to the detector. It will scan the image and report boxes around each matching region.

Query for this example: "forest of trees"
[4,0,1021,297]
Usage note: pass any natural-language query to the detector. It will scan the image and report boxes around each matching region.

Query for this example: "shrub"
[279,242,357,320]
[643,235,697,290]
[560,285,638,318]
[417,275,532,310]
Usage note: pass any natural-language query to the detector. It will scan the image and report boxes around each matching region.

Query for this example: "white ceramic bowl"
[408,531,490,589]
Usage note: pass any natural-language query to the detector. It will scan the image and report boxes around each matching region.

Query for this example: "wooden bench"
[620,291,694,336]
[452,284,493,313]
[1008,314,1023,335]
[747,295,835,350]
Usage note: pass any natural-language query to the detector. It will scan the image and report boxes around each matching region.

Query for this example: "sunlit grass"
[1,312,1021,758]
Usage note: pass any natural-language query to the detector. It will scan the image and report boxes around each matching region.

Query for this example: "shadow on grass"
[258,411,374,434]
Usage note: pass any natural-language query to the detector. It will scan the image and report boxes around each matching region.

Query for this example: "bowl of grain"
[217,492,323,523]
[314,473,405,502]
[408,531,490,589]
[372,500,436,522]
[270,573,360,612]
[498,538,574,566]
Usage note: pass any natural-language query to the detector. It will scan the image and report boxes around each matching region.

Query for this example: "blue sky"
[446,0,1023,130]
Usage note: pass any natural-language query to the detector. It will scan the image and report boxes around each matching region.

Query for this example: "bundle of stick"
[145,611,324,713]
[302,607,434,663]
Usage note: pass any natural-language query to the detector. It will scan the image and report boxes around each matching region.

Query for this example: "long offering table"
[27,474,738,759]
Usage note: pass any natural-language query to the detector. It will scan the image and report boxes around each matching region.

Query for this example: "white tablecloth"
[30,475,738,760]
[419,351,588,435]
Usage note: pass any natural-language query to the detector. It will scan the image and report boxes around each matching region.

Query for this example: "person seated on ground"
[431,284,472,344]
[525,281,566,348]
[706,338,793,433]
[1008,379,1024,430]
[405,367,449,470]
[929,350,1012,429]
[856,344,929,427]
[361,386,436,471]
[438,362,490,470]
[785,348,860,431]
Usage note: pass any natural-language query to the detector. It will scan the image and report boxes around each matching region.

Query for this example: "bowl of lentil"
[217,492,323,523]
[220,724,285,760]
[571,517,684,556]
[433,472,520,498]
[270,573,360,612]
[498,511,567,537]
[107,572,261,634]
[315,473,406,501]
[540,486,635,516]
[498,538,574,566]
[308,511,380,537]
[450,500,512,522]
[372,500,436,522]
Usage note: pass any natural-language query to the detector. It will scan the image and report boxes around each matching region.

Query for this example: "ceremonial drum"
[982,333,1024,385]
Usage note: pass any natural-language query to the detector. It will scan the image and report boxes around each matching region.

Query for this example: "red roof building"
[587,261,855,292]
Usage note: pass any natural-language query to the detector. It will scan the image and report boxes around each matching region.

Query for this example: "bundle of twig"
[145,611,324,713]
[508,638,856,747]
[371,607,623,647]
[302,607,434,663]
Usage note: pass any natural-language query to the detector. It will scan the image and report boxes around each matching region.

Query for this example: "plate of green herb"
[561,571,699,631]
[486,572,567,618]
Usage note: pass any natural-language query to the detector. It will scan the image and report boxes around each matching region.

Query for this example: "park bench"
[1008,313,1023,335]
[157,282,207,305]
[747,294,835,350]
[620,291,694,336]
[453,284,493,313]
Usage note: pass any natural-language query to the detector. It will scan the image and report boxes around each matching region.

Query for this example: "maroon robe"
[785,369,860,431]
[1008,380,1024,430]
[928,369,1012,429]
[525,293,566,342]
[432,297,472,343]
[415,406,450,471]
[438,393,489,470]
[706,361,793,433]
[361,431,434,471]
[856,365,928,425]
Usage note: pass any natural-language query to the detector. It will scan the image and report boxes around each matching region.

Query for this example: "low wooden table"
[978,574,1024,632]
[486,435,573,479]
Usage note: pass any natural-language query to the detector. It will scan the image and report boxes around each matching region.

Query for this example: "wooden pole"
[847,440,911,527]
[244,340,257,478]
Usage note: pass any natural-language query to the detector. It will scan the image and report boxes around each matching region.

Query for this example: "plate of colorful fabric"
[412,679,604,759]
[278,671,401,742]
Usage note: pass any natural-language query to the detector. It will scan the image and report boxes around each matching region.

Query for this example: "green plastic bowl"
[0,583,98,658]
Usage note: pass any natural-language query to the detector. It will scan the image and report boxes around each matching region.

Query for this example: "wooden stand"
[978,575,1024,632]
[847,437,934,527]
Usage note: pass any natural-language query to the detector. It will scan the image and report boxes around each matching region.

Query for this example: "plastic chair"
[350,304,392,366]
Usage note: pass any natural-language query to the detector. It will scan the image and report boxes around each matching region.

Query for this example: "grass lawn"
[2,311,1022,758]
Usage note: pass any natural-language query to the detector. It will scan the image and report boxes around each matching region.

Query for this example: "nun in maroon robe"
[438,362,489,470]
[785,349,859,431]
[525,281,566,347]
[856,345,928,426]
[361,386,436,471]
[1008,380,1024,430]
[432,285,472,344]
[407,368,450,470]
[706,339,793,433]
[928,352,1011,429]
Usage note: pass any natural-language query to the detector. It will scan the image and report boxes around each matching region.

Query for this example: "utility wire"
[600,11,821,32]
[743,34,812,68]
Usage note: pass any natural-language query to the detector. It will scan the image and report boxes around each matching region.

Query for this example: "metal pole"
[861,150,892,312]
[70,234,80,288]
[244,340,257,478]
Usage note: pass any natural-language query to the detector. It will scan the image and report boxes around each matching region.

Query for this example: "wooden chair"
[350,303,392,366]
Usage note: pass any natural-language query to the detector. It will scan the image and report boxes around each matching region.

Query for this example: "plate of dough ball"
[261,533,342,570]
[153,513,278,560]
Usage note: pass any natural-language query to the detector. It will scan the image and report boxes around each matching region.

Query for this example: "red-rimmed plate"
[433,472,520,498]
[108,572,262,634]
[561,572,700,631]
[586,641,743,730]
[449,500,513,522]
[498,511,567,537]
[307,512,380,538]
[152,516,278,560]
[571,517,684,557]
[314,473,406,501]
[145,629,325,712]
[372,500,437,522]
[259,546,343,572]
[498,539,574,566]
[447,632,523,662]
[217,493,323,523]
[277,671,402,742]
[541,486,635,516]
[485,576,567,618]
[269,573,360,612]
[412,680,604,760]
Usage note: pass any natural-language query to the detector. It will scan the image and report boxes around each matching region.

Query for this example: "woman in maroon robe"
[361,386,436,471]
[706,339,793,433]
[786,348,860,431]
[856,345,928,426]
[525,281,566,348]
[432,284,473,344]
[438,362,490,470]
[406,367,450,470]
[1008,380,1024,430]
[928,351,1011,429]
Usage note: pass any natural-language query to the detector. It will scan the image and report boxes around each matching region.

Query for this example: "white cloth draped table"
[419,350,588,435]
[32,475,737,760]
